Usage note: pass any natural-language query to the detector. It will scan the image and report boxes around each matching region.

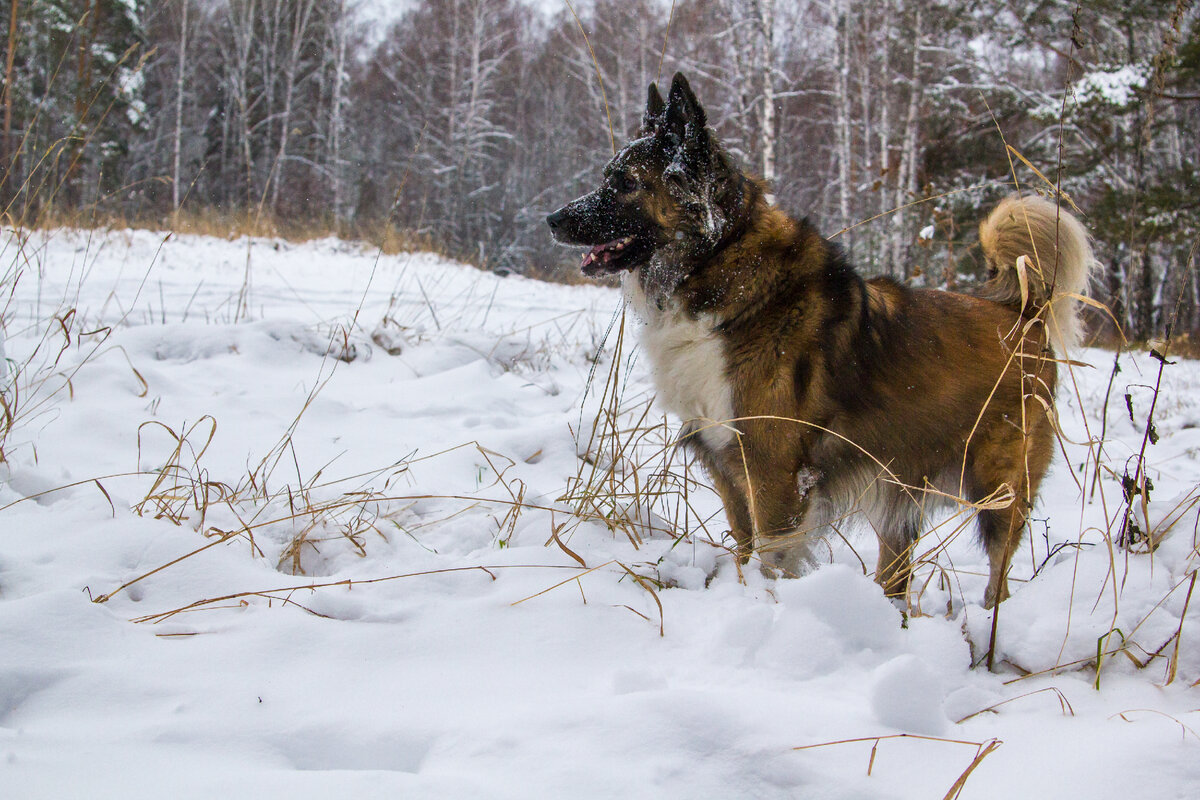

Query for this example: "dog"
[547,73,1094,607]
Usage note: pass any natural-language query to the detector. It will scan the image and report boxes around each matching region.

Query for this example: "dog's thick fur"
[548,74,1095,607]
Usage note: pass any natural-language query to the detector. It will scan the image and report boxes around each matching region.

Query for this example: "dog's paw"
[983,576,1011,609]
[756,547,812,580]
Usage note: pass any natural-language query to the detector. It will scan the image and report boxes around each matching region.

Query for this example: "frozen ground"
[1,228,1198,798]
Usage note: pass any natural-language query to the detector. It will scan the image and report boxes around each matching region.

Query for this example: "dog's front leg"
[744,457,823,578]
[709,467,754,561]
[686,436,755,561]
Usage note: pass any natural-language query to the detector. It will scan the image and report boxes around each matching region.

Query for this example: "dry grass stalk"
[1108,708,1200,742]
[129,563,589,625]
[793,733,1003,800]
[955,686,1076,724]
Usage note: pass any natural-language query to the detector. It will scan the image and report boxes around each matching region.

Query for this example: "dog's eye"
[613,173,638,194]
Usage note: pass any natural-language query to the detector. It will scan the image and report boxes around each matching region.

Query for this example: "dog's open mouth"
[580,236,647,276]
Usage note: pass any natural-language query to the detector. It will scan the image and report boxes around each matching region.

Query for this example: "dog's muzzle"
[545,207,571,239]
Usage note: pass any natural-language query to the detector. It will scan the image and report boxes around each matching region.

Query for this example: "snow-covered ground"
[1,228,1198,798]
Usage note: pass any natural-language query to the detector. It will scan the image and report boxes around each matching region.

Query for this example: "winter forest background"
[1,0,1197,343]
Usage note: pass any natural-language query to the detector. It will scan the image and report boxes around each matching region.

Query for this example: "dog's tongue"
[581,244,608,270]
[580,237,631,272]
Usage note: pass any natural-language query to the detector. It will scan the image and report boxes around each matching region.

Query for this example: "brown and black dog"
[548,73,1094,607]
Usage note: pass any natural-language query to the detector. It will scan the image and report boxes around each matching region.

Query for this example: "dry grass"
[793,734,1004,800]
[5,161,1196,699]
[14,203,462,262]
[558,306,732,574]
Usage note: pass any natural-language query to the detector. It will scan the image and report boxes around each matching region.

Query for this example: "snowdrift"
[1,228,1197,798]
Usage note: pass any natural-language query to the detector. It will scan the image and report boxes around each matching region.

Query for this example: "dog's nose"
[546,207,568,231]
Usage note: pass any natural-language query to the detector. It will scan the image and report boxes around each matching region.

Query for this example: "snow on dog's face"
[546,73,746,283]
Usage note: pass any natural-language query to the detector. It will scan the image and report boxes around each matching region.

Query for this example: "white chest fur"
[624,275,736,451]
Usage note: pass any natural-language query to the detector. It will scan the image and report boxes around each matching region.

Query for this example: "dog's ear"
[663,73,706,139]
[662,73,714,188]
[641,82,665,134]
[660,73,736,242]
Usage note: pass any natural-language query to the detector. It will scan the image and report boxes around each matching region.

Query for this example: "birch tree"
[266,0,319,214]
[889,1,925,279]
[834,0,854,248]
[171,0,188,212]
[326,0,348,221]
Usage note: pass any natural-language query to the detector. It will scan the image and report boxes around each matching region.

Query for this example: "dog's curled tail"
[979,194,1096,354]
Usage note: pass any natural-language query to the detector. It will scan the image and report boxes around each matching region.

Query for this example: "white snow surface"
[1,228,1198,798]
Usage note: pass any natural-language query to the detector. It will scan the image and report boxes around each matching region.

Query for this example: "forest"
[1,0,1197,342]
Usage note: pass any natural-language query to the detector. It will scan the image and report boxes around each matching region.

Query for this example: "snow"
[1,227,1198,798]
[1035,65,1149,118]
[1074,65,1148,108]
[870,654,948,736]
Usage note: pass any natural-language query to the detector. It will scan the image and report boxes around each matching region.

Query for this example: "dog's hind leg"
[979,504,1025,608]
[973,421,1054,608]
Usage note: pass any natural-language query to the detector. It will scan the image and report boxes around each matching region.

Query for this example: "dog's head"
[546,73,748,280]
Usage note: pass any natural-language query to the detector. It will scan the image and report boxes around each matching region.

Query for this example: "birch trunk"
[270,0,316,214]
[834,3,853,250]
[464,0,484,244]
[329,0,347,221]
[172,0,189,212]
[856,6,872,186]
[877,0,893,274]
[447,0,460,217]
[754,0,776,190]
[891,4,923,280]
[224,0,257,207]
